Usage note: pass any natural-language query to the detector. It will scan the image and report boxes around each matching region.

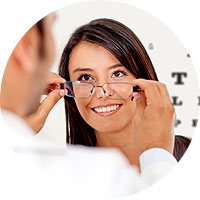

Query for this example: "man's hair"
[36,19,44,37]
[35,19,45,57]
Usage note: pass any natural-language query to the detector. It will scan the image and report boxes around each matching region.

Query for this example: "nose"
[94,84,114,99]
[94,86,107,99]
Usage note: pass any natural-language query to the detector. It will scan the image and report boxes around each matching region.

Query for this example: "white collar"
[0,109,35,147]
[0,108,68,151]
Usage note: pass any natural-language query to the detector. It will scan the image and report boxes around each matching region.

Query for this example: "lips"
[91,104,122,117]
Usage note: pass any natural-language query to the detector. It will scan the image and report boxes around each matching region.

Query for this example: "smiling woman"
[59,18,190,168]
[59,18,157,143]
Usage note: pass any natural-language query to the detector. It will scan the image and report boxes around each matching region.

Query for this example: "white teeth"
[94,105,120,113]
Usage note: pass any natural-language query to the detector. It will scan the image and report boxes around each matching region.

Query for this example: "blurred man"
[0,13,176,200]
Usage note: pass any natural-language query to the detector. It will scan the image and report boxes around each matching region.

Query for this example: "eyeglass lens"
[62,82,136,99]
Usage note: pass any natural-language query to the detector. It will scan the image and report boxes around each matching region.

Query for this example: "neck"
[95,127,140,170]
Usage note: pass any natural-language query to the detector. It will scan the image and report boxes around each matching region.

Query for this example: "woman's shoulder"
[173,135,191,161]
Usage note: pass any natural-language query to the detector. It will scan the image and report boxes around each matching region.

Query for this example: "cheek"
[75,99,90,120]
[123,99,136,118]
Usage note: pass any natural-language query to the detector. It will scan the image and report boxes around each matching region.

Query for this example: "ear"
[12,27,39,73]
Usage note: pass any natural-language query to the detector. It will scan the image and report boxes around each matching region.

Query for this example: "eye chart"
[145,33,199,138]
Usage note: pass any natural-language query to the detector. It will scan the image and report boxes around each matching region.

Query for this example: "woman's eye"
[111,71,126,78]
[78,74,93,81]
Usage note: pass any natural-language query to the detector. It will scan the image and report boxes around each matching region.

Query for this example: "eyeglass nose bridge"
[93,83,114,98]
[93,85,107,97]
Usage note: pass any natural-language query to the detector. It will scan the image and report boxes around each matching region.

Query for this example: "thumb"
[24,89,65,133]
[37,89,65,120]
[133,92,146,118]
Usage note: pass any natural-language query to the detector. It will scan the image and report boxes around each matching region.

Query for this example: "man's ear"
[12,27,39,73]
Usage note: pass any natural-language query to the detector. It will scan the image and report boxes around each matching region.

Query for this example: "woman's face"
[68,41,137,133]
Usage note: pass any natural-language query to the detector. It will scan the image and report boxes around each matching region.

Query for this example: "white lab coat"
[0,109,177,200]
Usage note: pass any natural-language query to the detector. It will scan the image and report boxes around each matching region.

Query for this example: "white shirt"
[0,109,177,200]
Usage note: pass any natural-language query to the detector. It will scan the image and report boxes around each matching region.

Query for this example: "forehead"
[69,41,120,68]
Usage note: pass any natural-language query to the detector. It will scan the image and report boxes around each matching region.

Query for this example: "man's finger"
[47,72,66,85]
[132,79,162,107]
[37,89,64,120]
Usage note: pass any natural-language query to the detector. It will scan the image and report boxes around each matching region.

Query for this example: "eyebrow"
[72,63,123,74]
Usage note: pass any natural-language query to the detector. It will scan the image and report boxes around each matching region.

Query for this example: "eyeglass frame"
[60,81,140,99]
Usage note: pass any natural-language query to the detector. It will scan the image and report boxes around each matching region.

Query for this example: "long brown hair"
[59,18,158,146]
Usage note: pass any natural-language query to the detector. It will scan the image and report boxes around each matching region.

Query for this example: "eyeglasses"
[60,81,140,100]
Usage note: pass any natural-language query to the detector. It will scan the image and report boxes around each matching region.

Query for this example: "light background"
[0,0,200,200]
[37,1,199,145]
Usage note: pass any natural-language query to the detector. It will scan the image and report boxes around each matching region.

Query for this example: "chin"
[91,121,124,134]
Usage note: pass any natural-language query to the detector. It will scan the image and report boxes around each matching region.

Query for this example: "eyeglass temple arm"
[60,83,75,96]
[133,85,141,92]
[60,83,65,89]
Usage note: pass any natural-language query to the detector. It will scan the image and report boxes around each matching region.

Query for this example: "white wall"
[36,1,199,145]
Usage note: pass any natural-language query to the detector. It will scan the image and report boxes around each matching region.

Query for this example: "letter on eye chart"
[192,119,198,127]
[198,96,200,106]
[175,119,181,127]
[171,96,183,106]
[172,72,187,85]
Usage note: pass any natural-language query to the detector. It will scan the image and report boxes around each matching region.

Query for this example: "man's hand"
[24,72,66,133]
[132,79,175,155]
